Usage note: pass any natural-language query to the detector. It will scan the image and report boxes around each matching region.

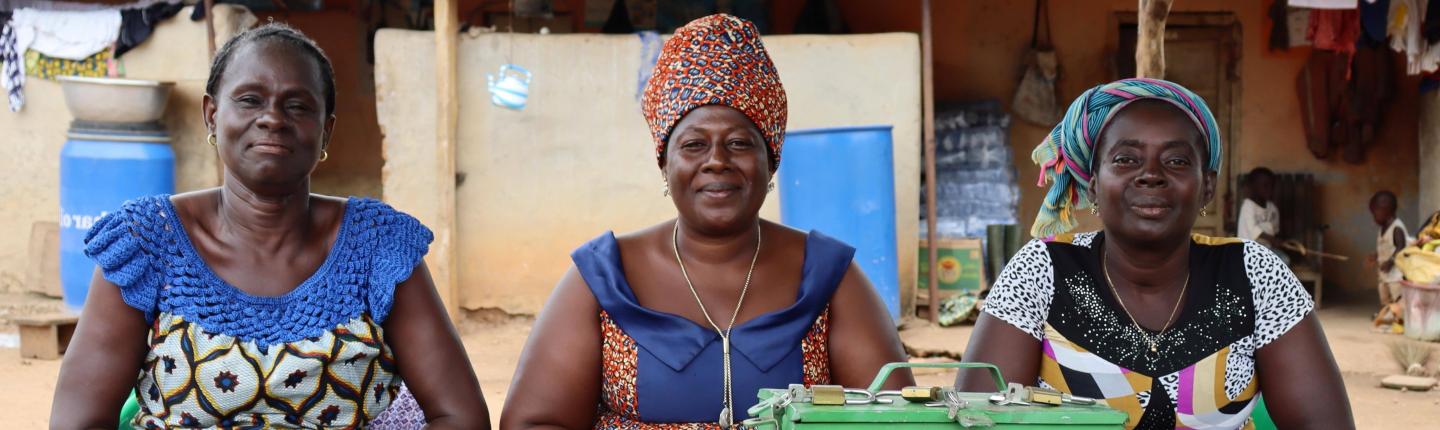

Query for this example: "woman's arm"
[956,313,1042,392]
[49,270,151,430]
[829,263,915,390]
[384,263,490,429]
[499,267,602,430]
[1255,314,1354,429]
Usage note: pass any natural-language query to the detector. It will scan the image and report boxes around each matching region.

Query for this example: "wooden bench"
[14,313,79,360]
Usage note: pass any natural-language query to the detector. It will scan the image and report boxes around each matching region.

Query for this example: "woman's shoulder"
[340,195,433,239]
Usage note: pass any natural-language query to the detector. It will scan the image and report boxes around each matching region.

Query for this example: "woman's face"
[663,105,772,235]
[1090,100,1215,244]
[204,40,334,190]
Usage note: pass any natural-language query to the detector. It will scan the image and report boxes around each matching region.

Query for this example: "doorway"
[1117,13,1241,238]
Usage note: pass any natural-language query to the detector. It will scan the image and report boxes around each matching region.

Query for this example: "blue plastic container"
[59,125,174,310]
[779,125,900,322]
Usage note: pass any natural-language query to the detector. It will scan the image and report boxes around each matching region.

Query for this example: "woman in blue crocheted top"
[49,23,489,429]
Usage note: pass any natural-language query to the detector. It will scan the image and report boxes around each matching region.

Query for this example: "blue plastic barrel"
[778,125,900,322]
[59,123,174,310]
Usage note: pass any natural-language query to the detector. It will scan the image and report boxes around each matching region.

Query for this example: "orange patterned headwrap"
[642,14,787,170]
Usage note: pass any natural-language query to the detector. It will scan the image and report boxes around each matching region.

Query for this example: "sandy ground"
[1,294,1436,428]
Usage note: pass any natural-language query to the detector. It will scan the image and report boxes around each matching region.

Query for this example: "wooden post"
[921,0,939,323]
[204,0,216,57]
[1136,0,1173,79]
[433,0,461,319]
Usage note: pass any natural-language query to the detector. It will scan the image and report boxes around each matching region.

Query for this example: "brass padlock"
[1027,386,1063,406]
[811,385,846,405]
[900,386,941,402]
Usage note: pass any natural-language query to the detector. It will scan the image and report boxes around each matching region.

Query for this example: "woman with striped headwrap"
[500,14,910,429]
[958,79,1352,429]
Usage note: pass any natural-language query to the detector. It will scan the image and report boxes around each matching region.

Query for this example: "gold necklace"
[672,220,761,430]
[1101,248,1188,358]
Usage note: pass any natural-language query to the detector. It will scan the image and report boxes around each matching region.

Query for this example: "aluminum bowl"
[58,76,175,124]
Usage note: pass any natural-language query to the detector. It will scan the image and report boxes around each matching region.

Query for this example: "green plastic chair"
[1251,395,1277,430]
[118,390,139,426]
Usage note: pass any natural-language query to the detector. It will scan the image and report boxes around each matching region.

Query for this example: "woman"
[500,14,911,429]
[49,23,488,429]
[959,78,1353,429]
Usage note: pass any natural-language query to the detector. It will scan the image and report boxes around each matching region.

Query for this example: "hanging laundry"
[9,8,120,61]
[1361,0,1392,44]
[1,15,31,112]
[115,1,183,58]
[1309,8,1362,54]
[24,48,108,79]
[1390,0,1426,73]
[1292,0,1360,8]
[1297,50,1346,159]
[1288,6,1315,47]
[634,30,659,100]
[1271,0,1291,51]
[1341,44,1393,163]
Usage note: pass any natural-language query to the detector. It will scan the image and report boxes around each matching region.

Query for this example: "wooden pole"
[204,0,216,58]
[921,0,939,323]
[1136,0,1174,79]
[433,0,461,320]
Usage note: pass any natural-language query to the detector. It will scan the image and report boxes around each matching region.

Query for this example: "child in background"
[1238,167,1280,246]
[1369,191,1410,324]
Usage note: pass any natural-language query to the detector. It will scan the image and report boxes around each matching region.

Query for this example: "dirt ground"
[1,294,1436,428]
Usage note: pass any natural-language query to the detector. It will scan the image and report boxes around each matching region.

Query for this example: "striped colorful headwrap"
[642,14,787,170]
[1030,78,1222,238]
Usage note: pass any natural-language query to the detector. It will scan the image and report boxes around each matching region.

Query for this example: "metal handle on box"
[865,362,1007,393]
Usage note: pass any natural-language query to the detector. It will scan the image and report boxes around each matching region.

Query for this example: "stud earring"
[207,133,217,147]
[767,181,775,192]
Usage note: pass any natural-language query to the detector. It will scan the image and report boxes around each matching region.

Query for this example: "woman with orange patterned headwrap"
[500,14,910,429]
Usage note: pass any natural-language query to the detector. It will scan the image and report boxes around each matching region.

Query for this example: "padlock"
[811,385,846,405]
[1028,386,1063,406]
[900,386,941,402]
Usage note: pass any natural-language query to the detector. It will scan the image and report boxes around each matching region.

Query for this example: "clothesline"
[0,0,184,112]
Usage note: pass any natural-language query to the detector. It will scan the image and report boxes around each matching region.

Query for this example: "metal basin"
[58,76,175,124]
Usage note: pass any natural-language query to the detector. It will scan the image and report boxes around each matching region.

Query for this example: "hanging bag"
[1011,0,1062,126]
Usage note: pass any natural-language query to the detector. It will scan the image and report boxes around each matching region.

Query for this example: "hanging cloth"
[0,16,30,112]
[1291,0,1360,8]
[116,1,184,58]
[10,8,120,61]
[1011,0,1061,126]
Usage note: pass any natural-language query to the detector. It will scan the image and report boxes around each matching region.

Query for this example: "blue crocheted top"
[82,195,433,346]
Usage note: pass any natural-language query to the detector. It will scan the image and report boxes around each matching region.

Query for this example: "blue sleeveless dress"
[83,195,431,428]
[571,230,855,428]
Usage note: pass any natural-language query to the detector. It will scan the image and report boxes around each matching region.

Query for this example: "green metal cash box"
[744,363,1128,429]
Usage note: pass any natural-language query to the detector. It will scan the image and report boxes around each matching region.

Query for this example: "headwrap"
[1030,78,1223,238]
[642,14,787,170]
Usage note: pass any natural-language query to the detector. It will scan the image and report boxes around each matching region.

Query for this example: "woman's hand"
[384,263,491,429]
[49,270,151,430]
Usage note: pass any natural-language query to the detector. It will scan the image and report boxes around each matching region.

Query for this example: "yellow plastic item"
[1396,246,1440,284]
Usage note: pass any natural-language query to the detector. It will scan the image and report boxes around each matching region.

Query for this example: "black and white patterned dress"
[982,232,1313,430]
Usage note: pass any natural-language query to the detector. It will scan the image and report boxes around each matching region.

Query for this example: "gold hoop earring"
[207,133,217,147]
[319,149,329,162]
